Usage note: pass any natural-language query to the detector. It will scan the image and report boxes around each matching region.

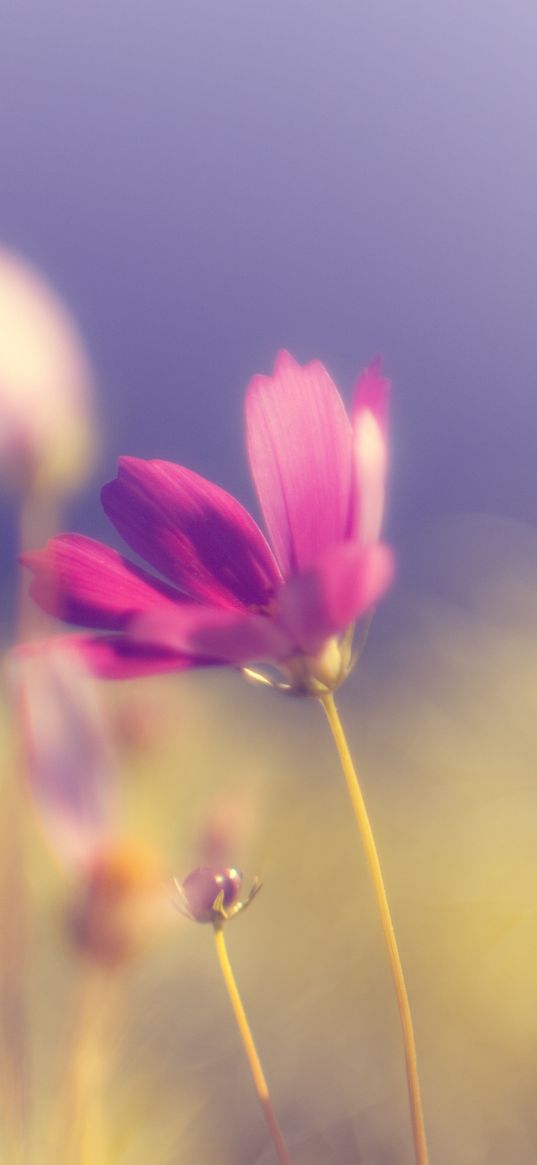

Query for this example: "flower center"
[282,633,354,697]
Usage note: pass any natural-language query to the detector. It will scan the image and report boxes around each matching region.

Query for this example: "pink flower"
[16,643,169,964]
[21,352,393,694]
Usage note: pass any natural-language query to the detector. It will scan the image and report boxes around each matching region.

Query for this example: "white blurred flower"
[0,247,96,494]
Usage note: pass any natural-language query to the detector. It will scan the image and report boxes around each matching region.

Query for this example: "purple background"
[1,1,536,596]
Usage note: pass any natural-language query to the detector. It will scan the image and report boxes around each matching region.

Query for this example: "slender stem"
[213,924,293,1165]
[66,962,111,1165]
[320,692,430,1165]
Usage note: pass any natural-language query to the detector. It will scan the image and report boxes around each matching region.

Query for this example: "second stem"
[213,923,293,1165]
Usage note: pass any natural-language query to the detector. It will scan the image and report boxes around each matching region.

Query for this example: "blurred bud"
[0,247,96,495]
[181,866,243,924]
[71,841,168,966]
[16,643,172,965]
[196,790,258,871]
[111,685,176,754]
[16,642,116,871]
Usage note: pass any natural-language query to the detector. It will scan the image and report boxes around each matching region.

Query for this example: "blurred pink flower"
[22,352,393,692]
[17,643,116,872]
[0,247,96,494]
[195,790,258,871]
[16,644,168,964]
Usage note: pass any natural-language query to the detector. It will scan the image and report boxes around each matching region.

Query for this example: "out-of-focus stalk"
[65,963,112,1165]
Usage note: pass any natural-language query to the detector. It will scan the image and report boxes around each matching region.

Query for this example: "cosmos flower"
[16,644,168,964]
[22,352,393,693]
[0,247,96,495]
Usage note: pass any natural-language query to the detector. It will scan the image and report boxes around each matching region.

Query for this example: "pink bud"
[182,866,243,923]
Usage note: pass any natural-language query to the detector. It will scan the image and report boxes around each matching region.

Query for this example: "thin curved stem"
[320,692,430,1165]
[213,924,294,1165]
[55,954,119,1165]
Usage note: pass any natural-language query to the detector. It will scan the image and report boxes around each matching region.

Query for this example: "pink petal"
[275,541,395,655]
[16,633,198,680]
[16,644,116,872]
[134,603,292,666]
[21,534,182,629]
[350,359,390,544]
[73,634,200,678]
[246,351,354,574]
[101,458,281,609]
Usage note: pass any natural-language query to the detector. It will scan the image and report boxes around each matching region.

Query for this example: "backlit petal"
[16,633,197,680]
[134,604,291,666]
[75,635,200,678]
[276,541,394,655]
[246,351,354,574]
[21,534,182,630]
[101,458,281,609]
[350,359,390,544]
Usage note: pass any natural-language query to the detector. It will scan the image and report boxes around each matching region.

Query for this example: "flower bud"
[181,866,243,924]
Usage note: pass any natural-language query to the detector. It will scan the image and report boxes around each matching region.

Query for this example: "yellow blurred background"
[1,512,535,1164]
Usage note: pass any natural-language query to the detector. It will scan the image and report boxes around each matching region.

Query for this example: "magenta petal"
[74,634,201,678]
[134,604,291,666]
[21,534,182,630]
[16,633,198,680]
[246,351,354,574]
[350,359,390,544]
[101,458,281,609]
[275,541,394,655]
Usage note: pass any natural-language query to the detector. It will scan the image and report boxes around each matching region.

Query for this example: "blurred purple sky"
[1,1,536,603]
